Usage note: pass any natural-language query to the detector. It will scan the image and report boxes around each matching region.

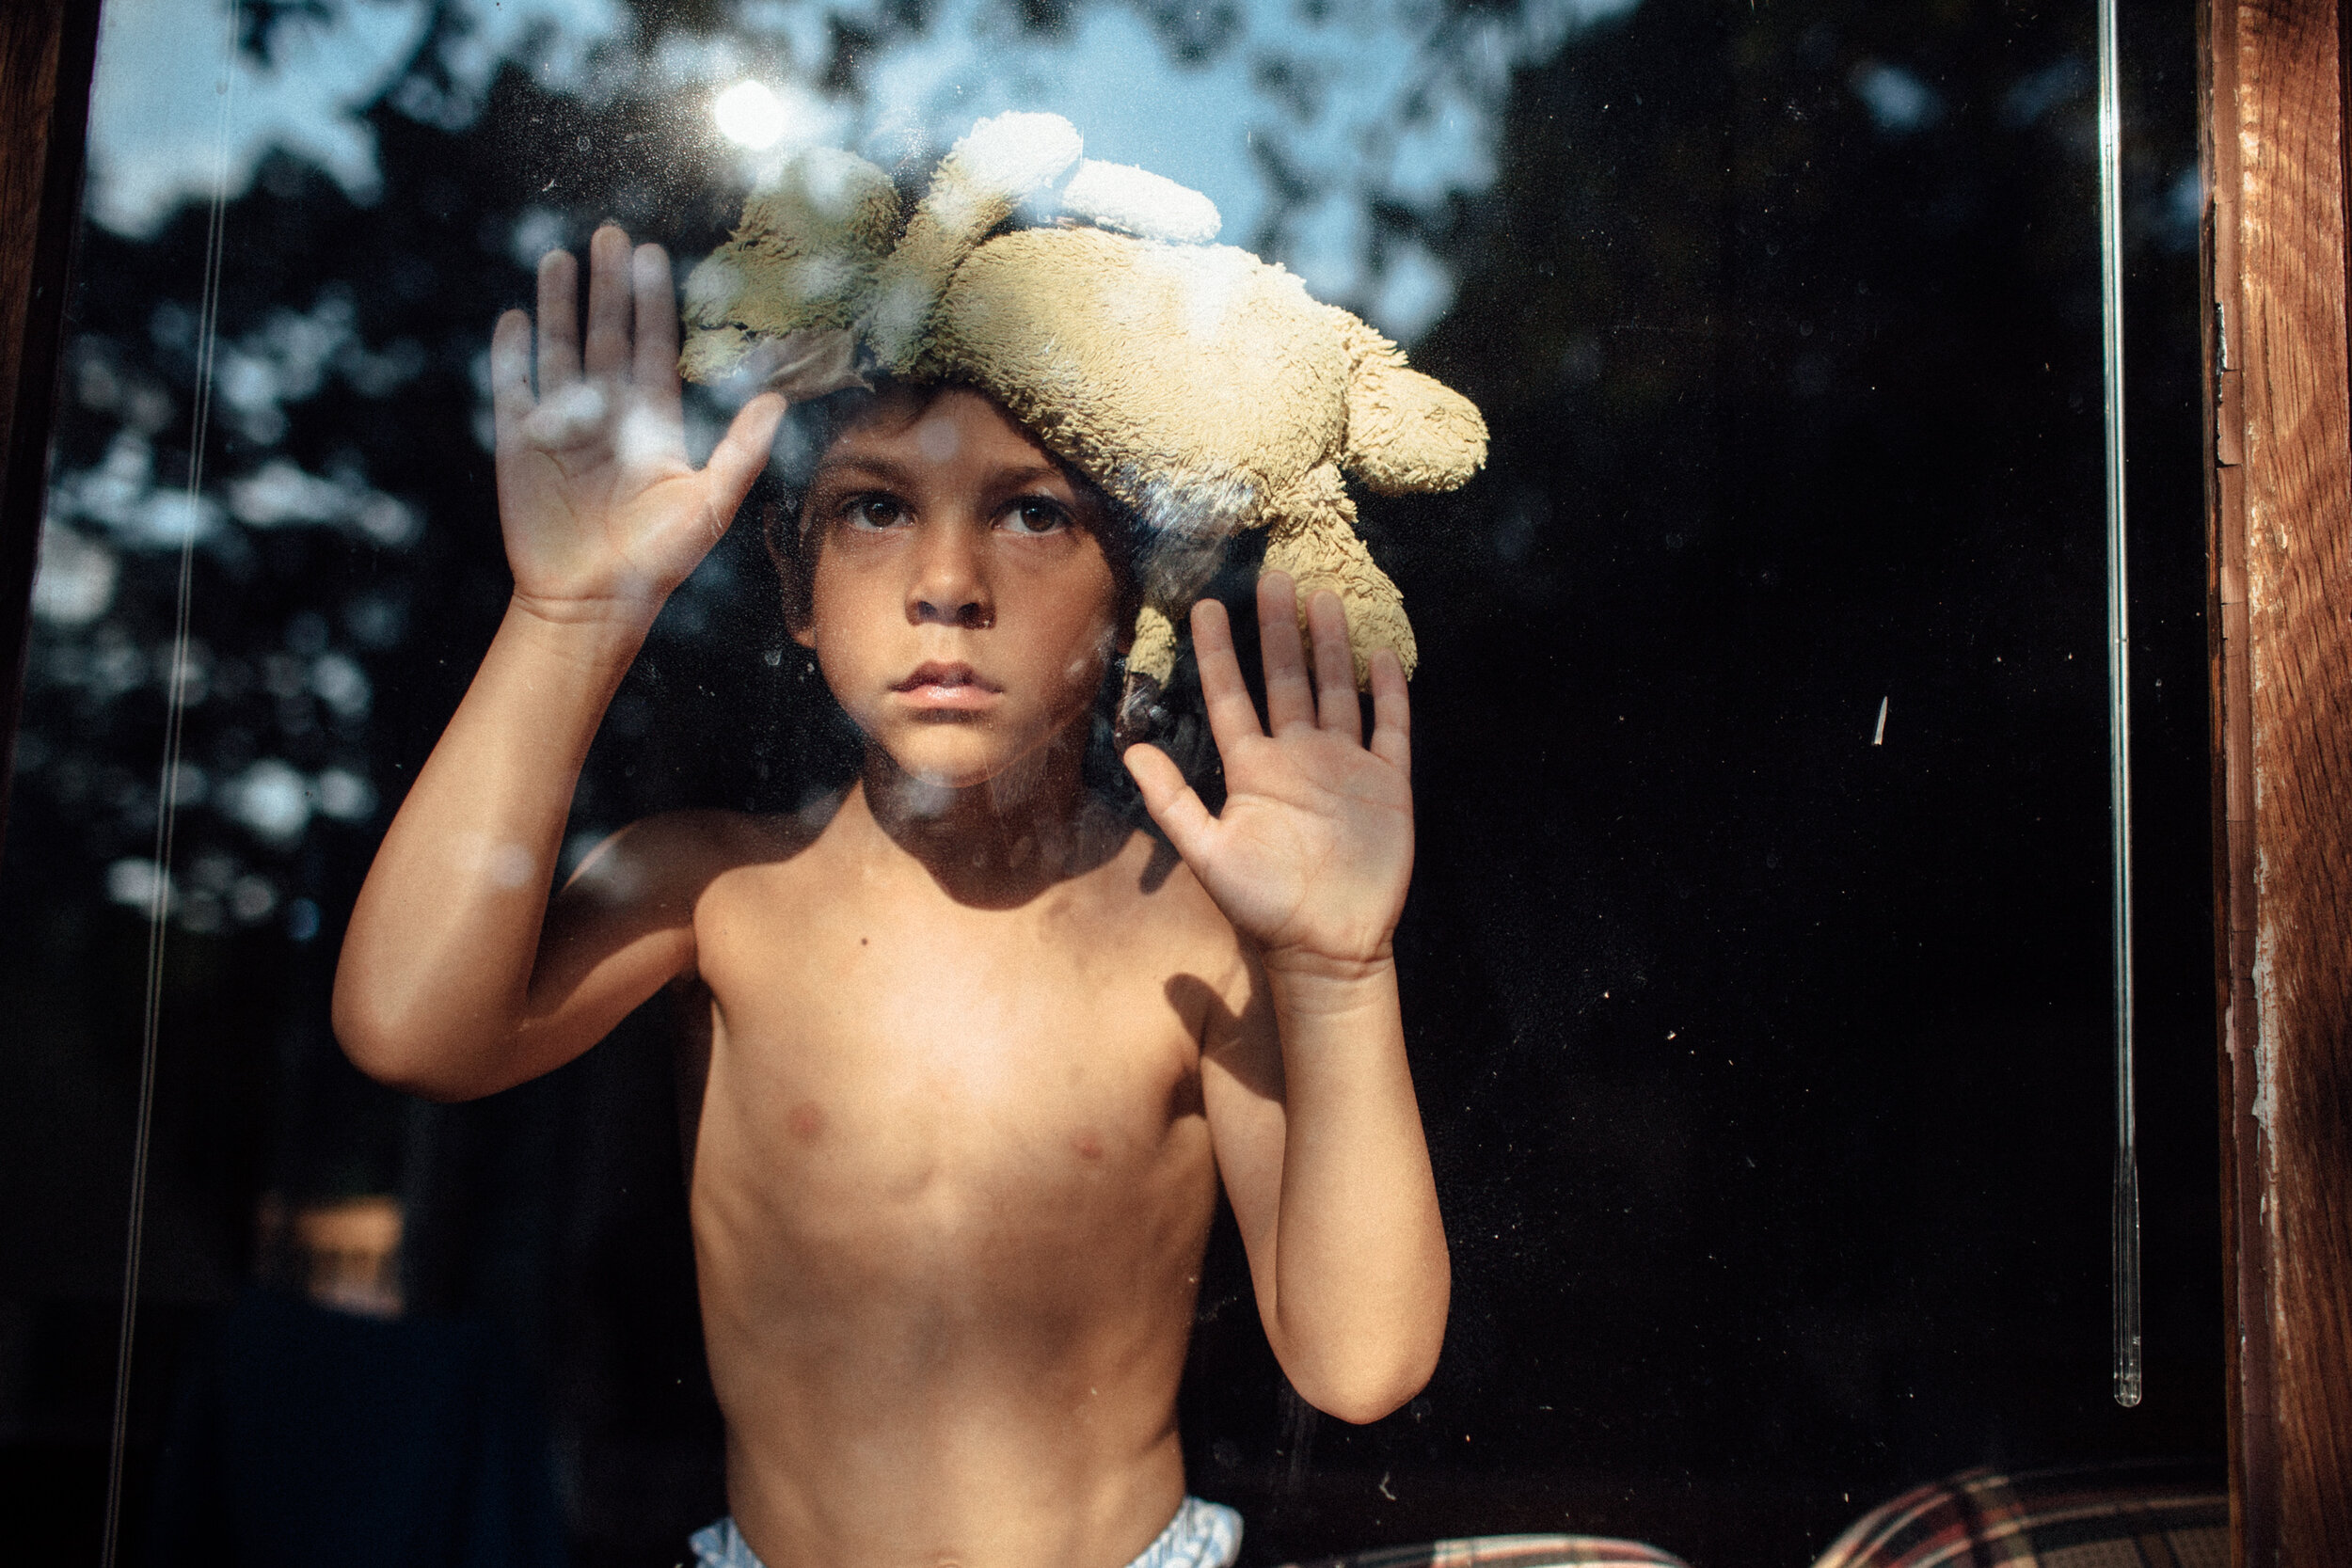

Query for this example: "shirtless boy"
[334,222,1448,1568]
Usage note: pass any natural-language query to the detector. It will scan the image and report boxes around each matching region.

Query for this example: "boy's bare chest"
[684,863,1224,1265]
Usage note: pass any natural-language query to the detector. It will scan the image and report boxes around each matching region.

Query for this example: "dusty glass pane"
[0,1,2221,1564]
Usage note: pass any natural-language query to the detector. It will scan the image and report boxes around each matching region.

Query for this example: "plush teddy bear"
[679,111,1486,724]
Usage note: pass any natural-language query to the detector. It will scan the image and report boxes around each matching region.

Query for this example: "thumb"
[1122,744,1216,865]
[703,392,787,515]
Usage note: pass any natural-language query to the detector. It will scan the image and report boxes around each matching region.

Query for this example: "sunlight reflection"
[713,79,788,150]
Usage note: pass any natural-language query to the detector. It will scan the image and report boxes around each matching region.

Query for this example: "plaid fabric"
[1281,1536,1691,1568]
[1810,1462,2227,1568]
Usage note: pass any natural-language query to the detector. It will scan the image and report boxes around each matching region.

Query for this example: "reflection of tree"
[19,0,1675,1125]
[33,281,415,936]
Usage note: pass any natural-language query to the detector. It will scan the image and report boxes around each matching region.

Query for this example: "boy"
[334,218,1447,1568]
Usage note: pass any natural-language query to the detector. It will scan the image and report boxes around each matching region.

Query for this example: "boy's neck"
[854,736,1121,906]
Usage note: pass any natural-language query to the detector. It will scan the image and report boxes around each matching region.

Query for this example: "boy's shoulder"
[562,803,828,915]
[653,801,832,863]
[1068,800,1258,991]
[581,793,1249,984]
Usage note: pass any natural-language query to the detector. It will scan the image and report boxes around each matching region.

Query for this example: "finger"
[490,309,536,442]
[1257,572,1315,733]
[702,393,787,521]
[631,242,683,401]
[1122,744,1218,864]
[583,224,633,380]
[536,248,581,394]
[1306,589,1361,744]
[1189,598,1266,754]
[1368,647,1411,776]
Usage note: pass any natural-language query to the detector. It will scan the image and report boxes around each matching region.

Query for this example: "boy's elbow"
[1283,1266,1449,1423]
[1295,1349,1439,1426]
[334,1014,456,1101]
[331,979,487,1103]
[1285,1317,1444,1425]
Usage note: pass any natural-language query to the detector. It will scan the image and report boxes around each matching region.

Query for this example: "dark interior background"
[0,1,2223,1565]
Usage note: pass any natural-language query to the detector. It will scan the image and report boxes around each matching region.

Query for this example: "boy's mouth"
[892,661,1003,710]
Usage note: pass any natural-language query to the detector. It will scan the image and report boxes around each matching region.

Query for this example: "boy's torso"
[667,797,1252,1568]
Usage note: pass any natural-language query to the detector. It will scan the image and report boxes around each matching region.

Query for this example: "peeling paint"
[2252,845,2280,1171]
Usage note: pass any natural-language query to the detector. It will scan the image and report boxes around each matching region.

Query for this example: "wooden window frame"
[0,0,98,833]
[2203,1,2352,1560]
[0,0,2346,1558]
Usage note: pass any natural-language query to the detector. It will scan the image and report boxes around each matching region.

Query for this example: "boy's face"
[792,388,1122,791]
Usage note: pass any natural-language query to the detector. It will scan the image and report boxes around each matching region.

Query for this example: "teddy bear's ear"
[1058,160,1220,244]
[866,112,1084,372]
[1337,314,1488,496]
[679,147,902,385]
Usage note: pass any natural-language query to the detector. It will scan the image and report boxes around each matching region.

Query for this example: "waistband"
[690,1495,1243,1568]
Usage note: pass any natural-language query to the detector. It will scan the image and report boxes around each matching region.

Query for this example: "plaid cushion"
[1281,1537,1691,1568]
[1810,1462,2227,1568]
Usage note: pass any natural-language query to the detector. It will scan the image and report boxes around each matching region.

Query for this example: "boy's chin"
[868,729,1071,801]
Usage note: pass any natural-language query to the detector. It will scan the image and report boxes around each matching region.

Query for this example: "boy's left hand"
[1123,575,1413,974]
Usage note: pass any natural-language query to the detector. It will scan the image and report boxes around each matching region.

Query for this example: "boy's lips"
[891,661,1003,710]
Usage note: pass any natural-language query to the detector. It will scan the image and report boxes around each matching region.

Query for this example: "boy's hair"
[758,380,1147,642]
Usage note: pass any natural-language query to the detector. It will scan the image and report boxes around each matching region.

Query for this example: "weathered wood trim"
[2205,2,2352,1560]
[0,0,100,854]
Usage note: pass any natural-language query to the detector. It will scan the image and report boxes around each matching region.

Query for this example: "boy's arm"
[1125,579,1449,1424]
[333,226,783,1101]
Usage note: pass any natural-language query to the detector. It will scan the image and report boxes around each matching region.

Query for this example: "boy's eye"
[845,495,908,531]
[1001,497,1072,536]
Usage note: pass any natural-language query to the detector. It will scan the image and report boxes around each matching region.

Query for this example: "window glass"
[2,1,2221,1563]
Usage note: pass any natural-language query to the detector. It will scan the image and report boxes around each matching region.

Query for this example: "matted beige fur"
[681,112,1486,705]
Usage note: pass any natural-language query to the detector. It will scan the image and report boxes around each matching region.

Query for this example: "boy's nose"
[908,525,993,629]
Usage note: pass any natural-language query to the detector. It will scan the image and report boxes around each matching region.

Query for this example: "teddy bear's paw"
[1262,503,1418,688]
[1321,584,1418,689]
[1124,602,1182,689]
[1337,315,1488,496]
[679,148,900,383]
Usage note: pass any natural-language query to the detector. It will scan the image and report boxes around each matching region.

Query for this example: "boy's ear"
[788,618,819,651]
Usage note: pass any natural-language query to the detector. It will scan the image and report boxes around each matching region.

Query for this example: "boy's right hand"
[491,223,785,631]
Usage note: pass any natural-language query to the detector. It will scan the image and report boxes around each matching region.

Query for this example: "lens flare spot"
[714,81,788,150]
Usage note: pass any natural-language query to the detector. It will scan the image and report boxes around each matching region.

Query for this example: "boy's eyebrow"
[806,452,920,488]
[806,452,1082,496]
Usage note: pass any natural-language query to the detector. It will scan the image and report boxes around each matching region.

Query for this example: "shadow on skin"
[866,782,1146,912]
[1163,973,1278,1107]
[1139,833,1181,895]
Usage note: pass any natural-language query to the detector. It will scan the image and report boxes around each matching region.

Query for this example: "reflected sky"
[87,0,1643,343]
